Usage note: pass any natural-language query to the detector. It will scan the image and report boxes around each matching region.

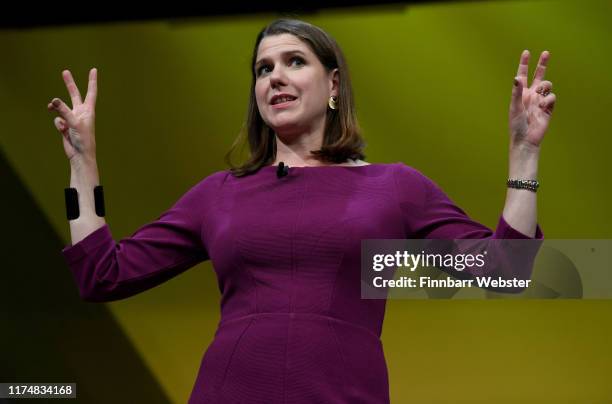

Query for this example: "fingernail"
[513,77,518,86]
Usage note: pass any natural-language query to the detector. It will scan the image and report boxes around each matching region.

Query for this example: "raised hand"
[47,68,98,163]
[509,50,556,149]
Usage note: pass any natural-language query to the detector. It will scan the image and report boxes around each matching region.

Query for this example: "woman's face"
[254,33,338,136]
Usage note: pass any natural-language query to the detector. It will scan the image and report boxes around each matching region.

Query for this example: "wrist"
[70,158,100,188]
[70,155,98,175]
[509,140,541,157]
[508,144,540,179]
[70,153,97,169]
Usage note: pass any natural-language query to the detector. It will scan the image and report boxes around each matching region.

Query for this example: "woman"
[50,19,552,404]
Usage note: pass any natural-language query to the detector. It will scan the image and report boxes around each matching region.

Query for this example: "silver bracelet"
[507,179,539,192]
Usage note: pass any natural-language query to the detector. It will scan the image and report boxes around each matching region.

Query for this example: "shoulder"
[178,169,231,202]
[170,169,232,218]
[391,162,438,205]
[193,169,232,189]
[391,162,428,184]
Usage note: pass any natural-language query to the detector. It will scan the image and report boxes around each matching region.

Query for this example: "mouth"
[271,97,298,109]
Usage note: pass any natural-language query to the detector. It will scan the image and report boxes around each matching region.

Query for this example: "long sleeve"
[61,170,227,302]
[393,163,544,293]
[393,163,544,240]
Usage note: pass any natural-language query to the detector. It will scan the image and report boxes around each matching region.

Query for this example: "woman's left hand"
[509,50,556,149]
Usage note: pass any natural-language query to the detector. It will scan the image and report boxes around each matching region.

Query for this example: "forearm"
[501,142,540,238]
[68,156,107,245]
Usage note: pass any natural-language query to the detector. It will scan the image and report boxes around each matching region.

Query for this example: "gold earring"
[328,96,338,110]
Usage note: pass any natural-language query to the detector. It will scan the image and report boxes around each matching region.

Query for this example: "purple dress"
[61,163,543,403]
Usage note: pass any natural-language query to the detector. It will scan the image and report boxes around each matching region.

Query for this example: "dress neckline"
[262,162,387,170]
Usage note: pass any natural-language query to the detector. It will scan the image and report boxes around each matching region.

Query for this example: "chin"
[266,119,303,135]
[273,128,301,137]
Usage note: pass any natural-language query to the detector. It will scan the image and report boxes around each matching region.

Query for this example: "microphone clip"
[276,162,289,178]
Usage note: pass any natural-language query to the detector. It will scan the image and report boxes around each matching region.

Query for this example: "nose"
[269,65,288,88]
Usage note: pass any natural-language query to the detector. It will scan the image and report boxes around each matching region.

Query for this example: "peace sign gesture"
[47,68,98,163]
[509,50,556,149]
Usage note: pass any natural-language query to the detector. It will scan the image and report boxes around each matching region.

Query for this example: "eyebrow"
[255,50,306,69]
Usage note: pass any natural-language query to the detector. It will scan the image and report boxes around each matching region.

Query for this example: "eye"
[257,64,270,76]
[290,56,304,67]
[256,56,305,77]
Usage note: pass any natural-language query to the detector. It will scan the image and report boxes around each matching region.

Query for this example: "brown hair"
[224,18,367,177]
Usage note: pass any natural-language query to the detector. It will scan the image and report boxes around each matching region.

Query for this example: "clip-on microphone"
[276,162,290,178]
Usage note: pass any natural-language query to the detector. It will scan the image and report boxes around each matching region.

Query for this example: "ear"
[329,68,339,97]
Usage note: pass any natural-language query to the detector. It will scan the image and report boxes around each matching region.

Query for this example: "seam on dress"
[199,170,230,258]
[216,317,255,400]
[218,312,381,342]
[414,166,434,233]
[215,171,259,314]
[322,214,353,320]
[327,319,351,397]
[236,235,260,314]
[289,171,308,313]
[285,173,308,404]
[391,162,411,238]
[283,313,291,404]
[400,164,438,239]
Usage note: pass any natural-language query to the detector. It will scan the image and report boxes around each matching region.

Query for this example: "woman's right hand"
[47,68,98,164]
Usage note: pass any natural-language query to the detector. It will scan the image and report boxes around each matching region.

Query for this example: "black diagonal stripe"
[0,147,172,404]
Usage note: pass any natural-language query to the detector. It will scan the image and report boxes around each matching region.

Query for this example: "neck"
[273,120,327,167]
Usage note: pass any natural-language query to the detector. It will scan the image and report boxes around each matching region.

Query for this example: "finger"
[539,93,556,114]
[510,76,524,114]
[532,50,550,88]
[84,67,97,107]
[54,117,69,134]
[516,50,530,88]
[62,70,83,107]
[49,98,76,126]
[535,80,553,96]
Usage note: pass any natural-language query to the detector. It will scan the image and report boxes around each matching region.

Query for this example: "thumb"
[54,117,67,133]
[510,76,523,114]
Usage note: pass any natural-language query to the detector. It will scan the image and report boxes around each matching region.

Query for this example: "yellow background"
[2,0,611,402]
